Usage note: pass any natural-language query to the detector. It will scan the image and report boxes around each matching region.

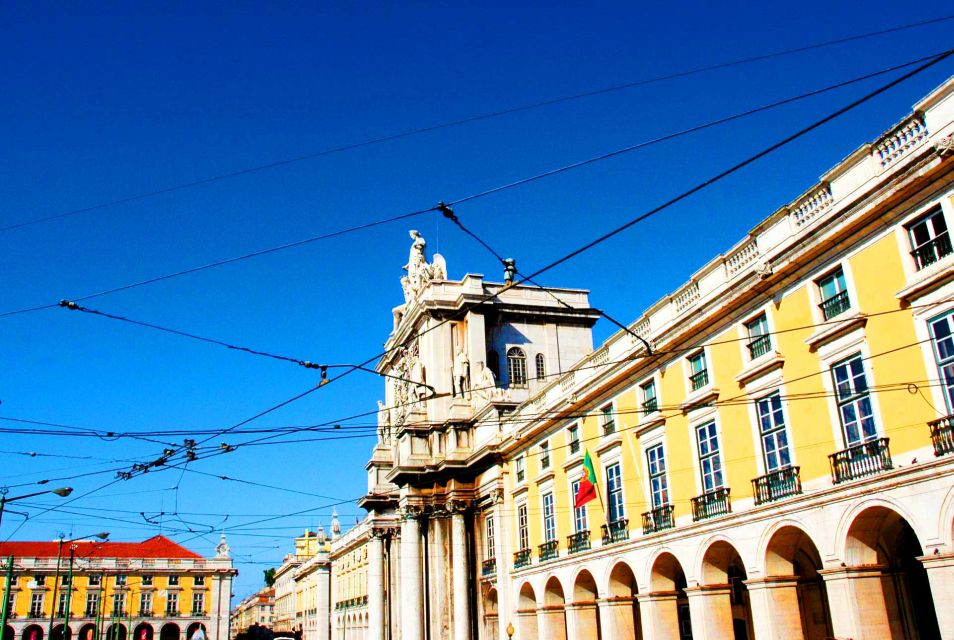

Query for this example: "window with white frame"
[908,206,951,270]
[112,592,125,615]
[542,492,556,541]
[507,347,528,387]
[30,593,44,617]
[646,444,669,508]
[88,575,101,586]
[606,463,624,522]
[485,515,495,558]
[168,575,179,586]
[515,455,525,482]
[696,421,724,493]
[831,354,878,446]
[517,504,529,551]
[535,353,546,379]
[641,379,658,413]
[601,403,616,435]
[140,592,152,615]
[193,575,204,586]
[756,393,791,471]
[57,592,68,616]
[166,592,178,615]
[567,424,580,454]
[115,575,127,586]
[539,441,550,470]
[688,351,709,391]
[141,575,153,586]
[192,592,205,615]
[929,311,954,413]
[746,314,772,359]
[818,268,850,320]
[570,479,588,532]
[85,593,99,617]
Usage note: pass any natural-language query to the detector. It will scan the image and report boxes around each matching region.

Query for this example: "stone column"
[315,563,331,640]
[451,509,471,640]
[684,585,733,640]
[565,603,600,640]
[596,598,637,640]
[367,532,385,640]
[400,512,424,640]
[537,606,567,640]
[919,553,954,640]
[820,566,891,640]
[635,592,679,640]
[744,576,802,640]
[491,491,514,640]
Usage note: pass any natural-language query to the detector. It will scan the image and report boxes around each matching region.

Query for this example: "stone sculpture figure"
[453,347,470,397]
[400,230,447,303]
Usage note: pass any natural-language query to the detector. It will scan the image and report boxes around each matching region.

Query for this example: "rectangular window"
[7,594,15,616]
[112,593,125,615]
[832,354,878,446]
[85,593,99,617]
[141,575,153,586]
[696,421,724,492]
[908,207,952,270]
[57,592,68,616]
[166,592,178,615]
[485,515,495,558]
[192,593,204,615]
[571,479,588,532]
[606,463,624,522]
[756,393,791,471]
[88,575,101,587]
[601,404,616,436]
[517,504,529,550]
[567,424,580,454]
[929,311,954,413]
[746,314,772,359]
[818,268,850,320]
[30,593,44,618]
[140,592,152,615]
[193,575,205,586]
[641,380,658,413]
[647,444,669,508]
[688,351,709,390]
[539,441,550,470]
[168,575,179,586]
[542,493,556,541]
[115,575,127,586]
[515,456,525,483]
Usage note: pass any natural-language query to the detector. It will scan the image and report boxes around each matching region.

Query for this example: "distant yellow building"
[228,588,273,639]
[0,536,235,640]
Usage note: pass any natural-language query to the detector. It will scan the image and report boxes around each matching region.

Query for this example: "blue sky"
[2,1,953,598]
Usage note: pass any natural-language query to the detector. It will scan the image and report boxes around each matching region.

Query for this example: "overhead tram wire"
[3,13,950,234]
[1,49,946,321]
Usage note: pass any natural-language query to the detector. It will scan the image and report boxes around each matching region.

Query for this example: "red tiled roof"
[0,535,203,559]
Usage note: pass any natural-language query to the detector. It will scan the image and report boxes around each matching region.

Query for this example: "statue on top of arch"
[401,230,447,303]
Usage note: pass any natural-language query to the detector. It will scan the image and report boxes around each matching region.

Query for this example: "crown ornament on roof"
[215,533,231,559]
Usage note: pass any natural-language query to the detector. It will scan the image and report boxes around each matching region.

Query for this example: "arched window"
[507,347,527,387]
[535,353,546,380]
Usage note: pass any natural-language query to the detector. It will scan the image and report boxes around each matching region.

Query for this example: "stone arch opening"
[648,553,691,640]
[541,576,567,640]
[77,625,96,640]
[699,540,752,640]
[4,626,14,640]
[517,582,538,640]
[840,506,941,639]
[606,562,641,640]
[185,624,206,640]
[481,585,498,639]
[158,623,179,640]
[104,624,126,640]
[132,624,153,640]
[21,625,43,640]
[762,524,832,640]
[50,625,70,640]
[570,570,601,640]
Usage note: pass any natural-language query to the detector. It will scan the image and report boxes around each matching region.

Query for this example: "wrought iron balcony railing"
[752,466,802,505]
[911,232,952,270]
[929,415,954,457]
[689,369,709,391]
[538,540,559,562]
[567,530,590,554]
[642,504,675,534]
[513,548,532,569]
[829,437,893,483]
[601,518,629,544]
[569,440,580,454]
[819,290,850,320]
[642,397,658,414]
[602,420,616,436]
[481,557,497,577]
[691,487,731,521]
[747,334,772,359]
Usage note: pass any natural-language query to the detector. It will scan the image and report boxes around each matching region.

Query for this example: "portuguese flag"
[574,450,598,508]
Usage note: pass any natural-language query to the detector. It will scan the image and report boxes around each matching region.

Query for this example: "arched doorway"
[606,562,641,640]
[761,525,831,639]
[570,570,601,640]
[698,541,752,640]
[839,506,941,639]
[22,625,44,640]
[50,625,71,640]
[649,553,691,640]
[541,576,567,640]
[4,625,15,640]
[158,624,179,640]
[481,587,498,640]
[184,625,205,640]
[133,624,153,640]
[104,625,126,640]
[517,582,538,640]
[77,624,96,640]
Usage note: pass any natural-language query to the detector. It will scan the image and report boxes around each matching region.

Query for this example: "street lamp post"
[0,487,73,529]
[47,533,109,640]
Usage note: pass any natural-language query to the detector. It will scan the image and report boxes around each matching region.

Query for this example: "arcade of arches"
[483,504,950,640]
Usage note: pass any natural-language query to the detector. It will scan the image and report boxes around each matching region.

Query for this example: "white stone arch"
[936,483,954,550]
[691,532,753,584]
[598,550,639,596]
[541,572,568,606]
[754,518,820,576]
[834,495,929,563]
[640,545,688,591]
[515,580,539,610]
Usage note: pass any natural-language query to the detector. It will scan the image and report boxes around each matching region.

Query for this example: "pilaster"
[450,505,471,640]
[684,585,733,640]
[918,553,954,640]
[820,565,891,640]
[743,576,803,640]
[596,597,638,640]
[399,509,424,640]
[635,592,679,640]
